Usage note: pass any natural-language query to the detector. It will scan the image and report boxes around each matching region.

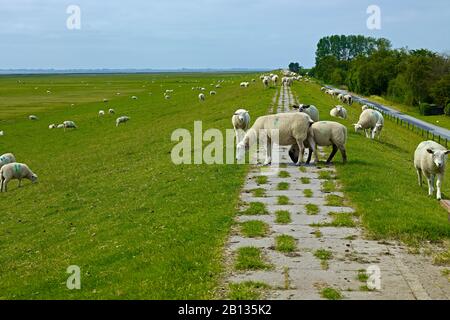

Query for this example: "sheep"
[99,110,105,116]
[337,93,344,102]
[215,84,221,88]
[232,109,251,143]
[353,109,384,139]
[199,93,205,101]
[210,91,216,95]
[320,87,326,91]
[49,124,57,129]
[0,131,3,136]
[57,124,64,129]
[103,98,108,103]
[292,104,320,122]
[131,96,138,100]
[116,116,130,127]
[414,140,449,200]
[0,163,38,192]
[262,77,270,88]
[63,120,77,132]
[289,121,347,165]
[361,105,369,111]
[240,82,249,88]
[271,75,279,86]
[343,94,353,105]
[164,95,171,100]
[330,105,348,119]
[236,113,315,166]
[0,153,16,169]
[29,115,38,121]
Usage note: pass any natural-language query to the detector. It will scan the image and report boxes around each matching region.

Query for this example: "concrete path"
[225,85,450,300]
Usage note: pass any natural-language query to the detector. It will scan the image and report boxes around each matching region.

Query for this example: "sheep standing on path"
[116,116,130,127]
[232,109,251,144]
[354,109,384,139]
[271,75,279,87]
[293,104,320,122]
[414,140,449,200]
[330,105,348,119]
[0,153,16,169]
[236,113,315,166]
[262,77,270,88]
[0,162,38,192]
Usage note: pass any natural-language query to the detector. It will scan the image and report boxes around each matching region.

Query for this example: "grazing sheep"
[199,93,205,101]
[0,163,38,192]
[0,131,3,136]
[29,115,38,121]
[361,105,369,111]
[63,121,77,131]
[131,96,138,100]
[414,140,449,200]
[240,82,249,88]
[330,105,348,119]
[343,94,353,105]
[46,90,51,94]
[232,109,251,143]
[210,91,216,95]
[289,121,347,164]
[164,94,171,100]
[116,116,130,127]
[99,110,105,116]
[320,87,326,91]
[353,109,384,139]
[103,98,108,103]
[292,104,320,122]
[0,153,16,169]
[116,92,121,95]
[48,124,57,129]
[108,108,115,114]
[236,113,315,166]
[57,124,64,129]
[215,84,221,88]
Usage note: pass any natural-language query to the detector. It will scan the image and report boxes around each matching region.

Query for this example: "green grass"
[325,195,345,207]
[277,196,290,205]
[320,287,342,300]
[357,269,369,282]
[433,250,450,266]
[292,81,450,244]
[235,247,271,271]
[241,202,269,215]
[277,182,289,191]
[275,235,297,253]
[0,73,274,299]
[228,281,270,300]
[303,189,313,198]
[314,249,333,270]
[299,166,307,173]
[255,176,268,185]
[305,204,320,215]
[240,221,269,238]
[312,212,356,228]
[322,180,337,193]
[318,171,334,180]
[441,269,450,282]
[300,177,310,184]
[278,171,290,178]
[275,210,292,224]
[250,188,266,197]
[313,229,323,238]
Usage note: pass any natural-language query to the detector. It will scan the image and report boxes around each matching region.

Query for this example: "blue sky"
[1,0,449,69]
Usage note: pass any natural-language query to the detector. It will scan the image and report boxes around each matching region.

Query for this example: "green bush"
[445,103,450,116]
[419,103,444,116]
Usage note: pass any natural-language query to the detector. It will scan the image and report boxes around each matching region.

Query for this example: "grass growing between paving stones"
[322,180,337,193]
[433,250,450,266]
[275,235,297,253]
[255,176,268,185]
[299,166,307,173]
[277,196,291,205]
[320,287,342,300]
[235,247,272,271]
[292,81,450,244]
[318,171,334,180]
[241,202,269,216]
[275,210,291,224]
[228,281,270,300]
[278,171,290,178]
[442,269,450,282]
[277,182,290,191]
[300,177,311,184]
[325,195,345,207]
[314,249,333,270]
[240,221,269,238]
[250,188,266,197]
[304,189,313,198]
[305,204,320,215]
[313,229,323,238]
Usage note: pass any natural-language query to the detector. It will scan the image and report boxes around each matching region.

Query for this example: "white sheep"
[29,115,38,121]
[0,131,3,136]
[99,110,105,116]
[289,121,347,165]
[232,109,251,143]
[49,124,57,129]
[236,113,315,166]
[131,96,138,100]
[63,121,77,131]
[414,140,449,200]
[215,84,221,88]
[164,94,171,100]
[116,116,130,127]
[293,104,320,122]
[343,94,353,105]
[361,105,369,111]
[0,153,16,169]
[240,82,249,88]
[210,91,216,95]
[103,98,108,103]
[330,105,348,119]
[198,93,206,101]
[271,75,279,86]
[353,109,384,139]
[0,162,38,192]
[262,77,270,88]
[109,108,115,114]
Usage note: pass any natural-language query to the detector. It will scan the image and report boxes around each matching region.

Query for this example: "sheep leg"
[426,174,434,196]
[339,146,347,164]
[365,129,370,138]
[416,168,423,186]
[436,173,443,200]
[264,137,272,166]
[326,144,339,164]
[295,140,305,166]
[306,149,312,164]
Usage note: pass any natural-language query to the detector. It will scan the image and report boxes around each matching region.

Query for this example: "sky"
[1,0,449,70]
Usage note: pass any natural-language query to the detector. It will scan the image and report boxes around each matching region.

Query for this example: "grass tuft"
[277,182,289,191]
[325,195,345,207]
[314,249,332,270]
[320,287,342,300]
[275,235,297,253]
[241,202,269,216]
[240,220,269,238]
[300,177,310,184]
[277,196,290,205]
[250,188,266,197]
[235,247,271,271]
[255,176,268,185]
[275,210,291,224]
[303,189,313,198]
[228,281,270,300]
[305,204,319,215]
[278,171,290,178]
[318,171,334,180]
[321,180,337,193]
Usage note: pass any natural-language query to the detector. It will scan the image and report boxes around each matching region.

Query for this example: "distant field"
[0,73,274,299]
[292,81,450,244]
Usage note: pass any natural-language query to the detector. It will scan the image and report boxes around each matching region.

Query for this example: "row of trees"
[310,35,450,111]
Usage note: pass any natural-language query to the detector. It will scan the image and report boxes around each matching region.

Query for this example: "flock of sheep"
[232,73,448,200]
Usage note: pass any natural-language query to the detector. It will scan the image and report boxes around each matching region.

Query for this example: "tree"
[288,62,301,73]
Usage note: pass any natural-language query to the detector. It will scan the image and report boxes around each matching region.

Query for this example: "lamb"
[353,109,384,139]
[414,140,449,200]
[0,153,16,169]
[292,104,320,122]
[210,91,216,95]
[99,110,105,116]
[29,115,38,121]
[330,105,348,119]
[232,109,251,143]
[0,162,38,192]
[343,94,353,105]
[199,93,205,101]
[63,120,77,131]
[289,121,347,165]
[236,113,315,166]
[49,124,57,129]
[116,116,130,127]
[108,108,115,114]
